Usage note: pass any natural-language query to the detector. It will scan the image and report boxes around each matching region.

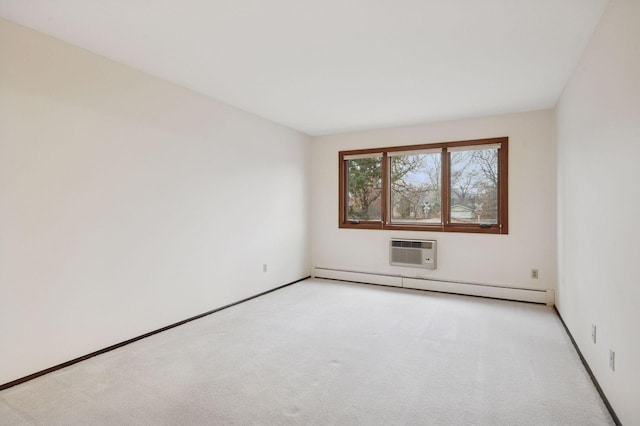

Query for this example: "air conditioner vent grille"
[389,239,437,269]
[391,248,423,265]
[391,240,432,249]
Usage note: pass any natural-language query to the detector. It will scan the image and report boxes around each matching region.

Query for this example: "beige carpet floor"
[0,279,614,425]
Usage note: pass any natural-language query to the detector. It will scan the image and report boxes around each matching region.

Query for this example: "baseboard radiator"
[312,267,555,306]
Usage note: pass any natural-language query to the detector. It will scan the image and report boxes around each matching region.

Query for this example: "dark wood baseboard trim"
[0,276,310,391]
[554,307,621,426]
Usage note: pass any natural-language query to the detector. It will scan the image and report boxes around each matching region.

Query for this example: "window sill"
[339,222,506,234]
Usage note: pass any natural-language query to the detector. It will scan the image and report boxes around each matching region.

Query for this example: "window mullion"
[339,154,346,226]
[442,149,451,230]
[381,152,389,227]
[499,142,509,234]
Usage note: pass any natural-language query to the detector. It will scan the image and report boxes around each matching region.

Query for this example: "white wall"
[555,0,640,423]
[311,110,556,292]
[0,19,311,386]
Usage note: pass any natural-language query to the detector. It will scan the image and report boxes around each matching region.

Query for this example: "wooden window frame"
[339,137,508,235]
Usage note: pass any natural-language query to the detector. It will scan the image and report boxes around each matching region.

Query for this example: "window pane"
[347,157,382,221]
[449,147,498,224]
[390,153,442,223]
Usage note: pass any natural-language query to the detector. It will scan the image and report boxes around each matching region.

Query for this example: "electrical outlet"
[609,350,615,371]
[262,264,268,273]
[591,324,597,344]
[531,269,539,279]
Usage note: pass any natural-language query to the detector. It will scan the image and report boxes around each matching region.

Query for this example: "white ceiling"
[0,0,608,136]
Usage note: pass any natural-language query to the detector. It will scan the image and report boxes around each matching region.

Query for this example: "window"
[345,153,383,221]
[339,137,508,234]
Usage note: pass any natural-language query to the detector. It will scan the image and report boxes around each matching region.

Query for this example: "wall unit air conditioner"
[390,239,437,269]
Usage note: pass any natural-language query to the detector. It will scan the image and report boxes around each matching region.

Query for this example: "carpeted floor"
[0,279,614,425]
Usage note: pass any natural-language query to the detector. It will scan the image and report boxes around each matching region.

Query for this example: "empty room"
[1,0,638,424]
